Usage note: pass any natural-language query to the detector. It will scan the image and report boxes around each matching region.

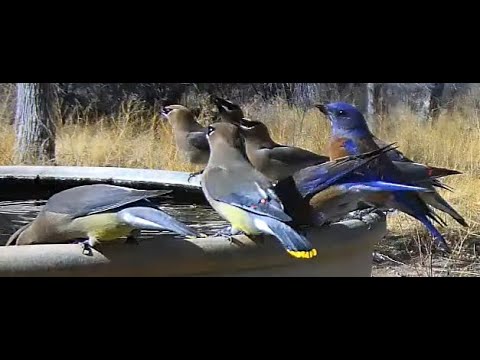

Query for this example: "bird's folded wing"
[265,146,329,166]
[204,166,292,222]
[44,185,171,218]
[373,136,411,162]
[186,131,210,151]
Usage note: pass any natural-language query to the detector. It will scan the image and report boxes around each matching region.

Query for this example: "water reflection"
[0,199,230,246]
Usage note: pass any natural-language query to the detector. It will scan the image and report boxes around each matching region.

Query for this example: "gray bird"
[6,184,199,254]
[161,104,210,166]
[237,118,330,181]
[201,122,317,259]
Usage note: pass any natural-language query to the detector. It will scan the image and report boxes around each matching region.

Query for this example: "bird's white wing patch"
[253,218,275,236]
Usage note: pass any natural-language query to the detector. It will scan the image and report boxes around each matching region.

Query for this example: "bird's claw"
[346,208,379,225]
[81,241,93,256]
[188,171,203,183]
[214,227,237,237]
[214,227,245,244]
[125,236,140,245]
[249,234,266,245]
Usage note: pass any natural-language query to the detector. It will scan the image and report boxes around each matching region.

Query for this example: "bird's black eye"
[207,126,215,136]
[337,110,346,116]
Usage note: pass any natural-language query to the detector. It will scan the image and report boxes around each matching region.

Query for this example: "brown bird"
[237,118,330,182]
[161,105,210,166]
[213,97,245,125]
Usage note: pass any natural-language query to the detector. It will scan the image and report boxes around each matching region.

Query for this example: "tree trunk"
[374,83,385,118]
[366,83,376,129]
[415,84,433,122]
[14,83,58,164]
[428,83,445,123]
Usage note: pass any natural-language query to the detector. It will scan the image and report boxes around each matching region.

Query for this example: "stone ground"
[371,234,480,277]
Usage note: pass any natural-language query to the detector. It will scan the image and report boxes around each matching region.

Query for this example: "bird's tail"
[254,215,317,259]
[341,181,433,194]
[419,191,468,227]
[426,166,462,178]
[117,207,199,238]
[393,193,450,252]
[415,213,450,252]
[5,223,31,246]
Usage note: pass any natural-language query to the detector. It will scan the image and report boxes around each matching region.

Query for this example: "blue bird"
[314,101,466,252]
[291,145,433,226]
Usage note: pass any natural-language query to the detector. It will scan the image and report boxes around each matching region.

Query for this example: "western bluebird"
[315,102,467,252]
[292,144,431,226]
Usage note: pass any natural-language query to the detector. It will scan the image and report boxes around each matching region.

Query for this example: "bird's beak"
[314,104,328,116]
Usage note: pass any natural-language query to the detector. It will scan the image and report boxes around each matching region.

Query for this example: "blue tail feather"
[393,193,450,252]
[416,214,449,252]
[342,181,432,193]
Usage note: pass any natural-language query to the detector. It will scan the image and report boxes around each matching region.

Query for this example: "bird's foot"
[125,229,141,245]
[188,170,204,183]
[214,227,244,244]
[249,234,267,245]
[214,226,240,237]
[74,236,98,256]
[345,208,382,228]
[79,240,94,256]
[125,236,140,245]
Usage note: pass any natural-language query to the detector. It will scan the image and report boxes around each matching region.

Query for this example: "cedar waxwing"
[5,184,199,254]
[213,97,245,125]
[314,103,467,228]
[161,105,210,166]
[201,122,318,259]
[237,118,330,181]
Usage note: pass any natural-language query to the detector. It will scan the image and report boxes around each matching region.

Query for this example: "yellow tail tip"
[287,249,317,259]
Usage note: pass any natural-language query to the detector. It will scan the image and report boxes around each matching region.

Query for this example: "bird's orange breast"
[328,137,351,160]
[364,192,394,205]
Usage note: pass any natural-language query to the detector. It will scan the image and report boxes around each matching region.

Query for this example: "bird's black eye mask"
[239,118,261,129]
[207,125,216,136]
[161,107,173,118]
[214,97,239,112]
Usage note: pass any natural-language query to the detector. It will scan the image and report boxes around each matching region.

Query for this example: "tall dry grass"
[1,88,479,268]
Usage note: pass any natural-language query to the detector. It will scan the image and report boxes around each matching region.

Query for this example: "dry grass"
[1,89,480,275]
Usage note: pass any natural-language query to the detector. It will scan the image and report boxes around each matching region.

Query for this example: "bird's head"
[206,122,243,149]
[161,104,196,128]
[238,118,272,143]
[315,102,371,136]
[213,97,245,125]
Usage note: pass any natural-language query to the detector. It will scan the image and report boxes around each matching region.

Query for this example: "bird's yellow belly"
[214,202,261,235]
[70,213,134,242]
